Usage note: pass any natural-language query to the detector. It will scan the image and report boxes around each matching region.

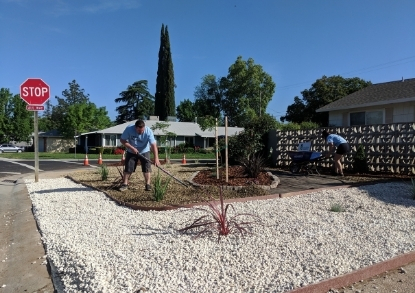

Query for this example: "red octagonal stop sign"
[20,78,50,105]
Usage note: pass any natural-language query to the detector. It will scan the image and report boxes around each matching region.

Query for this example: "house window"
[104,135,116,146]
[366,111,383,125]
[350,110,383,126]
[184,136,193,145]
[350,112,365,126]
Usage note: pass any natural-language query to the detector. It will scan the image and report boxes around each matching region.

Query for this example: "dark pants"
[124,152,151,173]
[336,143,350,155]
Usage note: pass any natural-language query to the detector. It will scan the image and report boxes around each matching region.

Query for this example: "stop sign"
[20,78,50,105]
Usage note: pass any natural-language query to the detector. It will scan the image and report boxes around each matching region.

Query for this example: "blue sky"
[1,0,414,122]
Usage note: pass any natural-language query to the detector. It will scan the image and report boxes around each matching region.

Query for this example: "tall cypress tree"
[155,24,175,121]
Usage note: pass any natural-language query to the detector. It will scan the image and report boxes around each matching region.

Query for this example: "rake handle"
[136,152,190,188]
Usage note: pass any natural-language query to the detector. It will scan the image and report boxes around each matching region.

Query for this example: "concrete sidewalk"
[0,170,82,293]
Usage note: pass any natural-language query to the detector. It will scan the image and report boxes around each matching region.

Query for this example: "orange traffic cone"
[182,153,186,164]
[98,153,103,165]
[83,154,89,166]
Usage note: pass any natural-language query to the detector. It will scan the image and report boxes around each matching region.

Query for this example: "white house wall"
[329,102,415,127]
[393,102,415,123]
[43,138,73,152]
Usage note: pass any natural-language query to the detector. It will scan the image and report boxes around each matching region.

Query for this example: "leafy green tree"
[8,94,33,142]
[176,99,196,122]
[155,24,175,121]
[221,130,263,165]
[197,116,217,131]
[115,80,155,124]
[52,80,112,138]
[0,88,13,142]
[38,100,54,132]
[244,113,279,156]
[0,88,33,142]
[222,56,276,127]
[281,75,371,126]
[244,113,279,136]
[51,80,90,131]
[59,102,111,138]
[192,57,276,128]
[59,102,112,138]
[193,75,224,121]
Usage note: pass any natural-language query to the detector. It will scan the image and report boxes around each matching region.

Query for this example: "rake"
[136,153,190,188]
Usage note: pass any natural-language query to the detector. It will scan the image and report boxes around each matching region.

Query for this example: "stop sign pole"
[20,78,50,182]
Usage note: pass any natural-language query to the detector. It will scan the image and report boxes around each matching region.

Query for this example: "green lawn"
[0,152,216,160]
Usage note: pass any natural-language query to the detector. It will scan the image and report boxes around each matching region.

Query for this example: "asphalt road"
[0,158,103,179]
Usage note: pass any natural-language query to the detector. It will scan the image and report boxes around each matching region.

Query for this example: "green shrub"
[220,130,264,165]
[244,114,280,157]
[97,164,109,181]
[275,121,320,131]
[353,145,369,174]
[153,170,171,202]
[97,147,104,154]
[299,121,320,130]
[330,203,345,212]
[103,147,113,155]
[184,147,194,154]
[238,153,267,178]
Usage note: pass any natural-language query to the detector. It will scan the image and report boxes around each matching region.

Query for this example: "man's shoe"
[145,184,151,191]
[119,184,128,191]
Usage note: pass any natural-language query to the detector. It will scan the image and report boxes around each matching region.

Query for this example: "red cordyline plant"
[178,187,262,242]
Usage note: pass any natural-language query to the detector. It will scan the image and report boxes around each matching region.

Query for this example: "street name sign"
[26,105,45,111]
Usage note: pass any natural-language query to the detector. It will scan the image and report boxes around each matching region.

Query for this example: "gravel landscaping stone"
[26,175,415,293]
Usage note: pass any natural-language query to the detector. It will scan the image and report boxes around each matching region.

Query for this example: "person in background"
[119,120,160,191]
[322,130,350,176]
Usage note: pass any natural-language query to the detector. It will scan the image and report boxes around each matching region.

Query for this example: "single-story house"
[316,77,415,126]
[78,119,244,150]
[38,130,74,152]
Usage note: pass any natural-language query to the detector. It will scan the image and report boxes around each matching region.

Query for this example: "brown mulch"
[192,165,273,186]
[68,164,270,209]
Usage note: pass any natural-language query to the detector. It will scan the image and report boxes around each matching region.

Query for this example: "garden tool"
[136,153,190,188]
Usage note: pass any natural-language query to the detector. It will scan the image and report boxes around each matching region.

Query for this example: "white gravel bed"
[26,178,415,293]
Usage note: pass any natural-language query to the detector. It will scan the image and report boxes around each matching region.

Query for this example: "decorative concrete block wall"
[268,122,415,175]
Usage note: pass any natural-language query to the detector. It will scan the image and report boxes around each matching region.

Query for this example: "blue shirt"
[326,134,347,147]
[121,125,156,154]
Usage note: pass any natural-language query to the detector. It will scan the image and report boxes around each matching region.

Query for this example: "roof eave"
[316,96,415,112]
